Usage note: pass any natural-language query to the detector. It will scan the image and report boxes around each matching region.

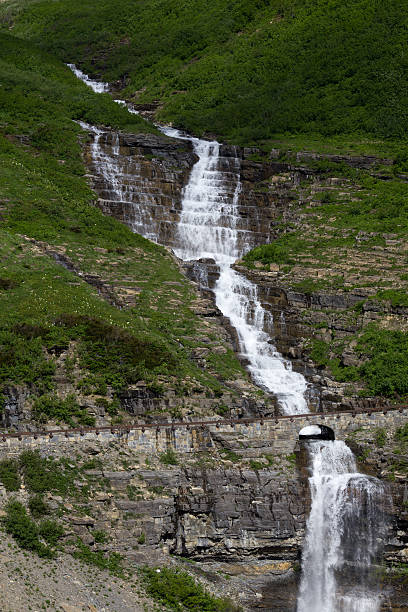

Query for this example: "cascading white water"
[70,64,390,609]
[70,63,309,413]
[160,127,308,414]
[67,64,109,93]
[298,440,389,612]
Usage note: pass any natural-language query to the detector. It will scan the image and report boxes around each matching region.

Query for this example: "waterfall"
[70,60,309,414]
[67,64,109,93]
[70,63,390,610]
[297,440,389,612]
[160,127,308,414]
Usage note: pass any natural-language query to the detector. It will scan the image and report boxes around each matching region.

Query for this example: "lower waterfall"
[297,440,389,612]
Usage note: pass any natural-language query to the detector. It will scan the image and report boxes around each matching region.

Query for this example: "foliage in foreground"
[140,566,240,611]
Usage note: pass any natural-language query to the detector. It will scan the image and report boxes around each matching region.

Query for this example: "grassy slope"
[240,154,408,400]
[1,0,408,149]
[0,33,248,425]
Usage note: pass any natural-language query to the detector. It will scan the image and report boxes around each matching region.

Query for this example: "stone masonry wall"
[0,408,406,459]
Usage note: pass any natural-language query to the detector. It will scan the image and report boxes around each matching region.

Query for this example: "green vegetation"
[92,530,108,544]
[304,325,408,399]
[19,450,79,496]
[249,459,264,471]
[374,428,387,448]
[140,566,240,611]
[395,423,408,447]
[160,449,179,466]
[357,327,408,398]
[0,459,21,491]
[220,449,241,463]
[33,393,95,426]
[242,235,306,267]
[73,539,125,576]
[28,494,50,519]
[2,0,408,147]
[375,290,408,308]
[3,499,62,558]
[0,32,250,423]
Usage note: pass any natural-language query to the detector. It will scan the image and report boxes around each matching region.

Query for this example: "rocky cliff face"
[76,127,408,609]
[84,131,197,245]
[233,263,408,412]
[83,128,407,414]
[1,415,406,611]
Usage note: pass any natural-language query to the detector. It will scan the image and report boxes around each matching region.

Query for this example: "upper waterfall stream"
[70,64,308,414]
[161,127,308,414]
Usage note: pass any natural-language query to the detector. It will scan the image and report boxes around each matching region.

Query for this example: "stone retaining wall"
[0,408,406,458]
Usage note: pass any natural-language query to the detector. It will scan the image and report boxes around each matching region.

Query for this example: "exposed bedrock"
[82,128,405,415]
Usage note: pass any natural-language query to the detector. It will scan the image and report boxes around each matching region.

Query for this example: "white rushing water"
[71,61,309,414]
[71,64,390,610]
[160,127,308,414]
[297,440,388,612]
[67,64,109,93]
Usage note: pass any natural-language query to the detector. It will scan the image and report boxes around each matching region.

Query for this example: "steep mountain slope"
[1,0,408,144]
[0,33,266,429]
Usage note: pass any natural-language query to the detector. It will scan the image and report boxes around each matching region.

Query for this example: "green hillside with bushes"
[0,32,248,426]
[1,0,407,145]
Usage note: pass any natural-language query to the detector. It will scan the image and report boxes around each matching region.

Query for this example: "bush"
[5,0,408,142]
[242,235,306,267]
[32,393,95,427]
[73,539,124,576]
[395,423,408,446]
[140,566,240,611]
[92,529,108,543]
[374,428,387,448]
[220,449,241,463]
[159,449,179,465]
[28,494,50,519]
[19,450,77,496]
[357,326,408,398]
[0,459,21,491]
[3,499,53,558]
[56,314,177,392]
[38,519,64,546]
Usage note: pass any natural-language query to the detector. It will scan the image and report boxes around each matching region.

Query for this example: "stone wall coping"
[1,405,407,442]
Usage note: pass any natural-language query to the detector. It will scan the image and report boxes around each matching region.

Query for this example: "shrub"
[19,450,77,496]
[32,393,95,427]
[28,495,50,519]
[38,519,64,546]
[220,449,241,463]
[395,423,408,446]
[3,499,53,558]
[374,428,387,448]
[357,326,408,398]
[160,449,179,466]
[140,566,240,611]
[73,539,124,576]
[0,459,21,491]
[92,530,108,544]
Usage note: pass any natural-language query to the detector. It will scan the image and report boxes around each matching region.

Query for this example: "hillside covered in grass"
[0,33,256,427]
[1,0,408,146]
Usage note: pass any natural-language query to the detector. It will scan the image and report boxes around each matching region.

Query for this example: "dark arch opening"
[299,424,335,441]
